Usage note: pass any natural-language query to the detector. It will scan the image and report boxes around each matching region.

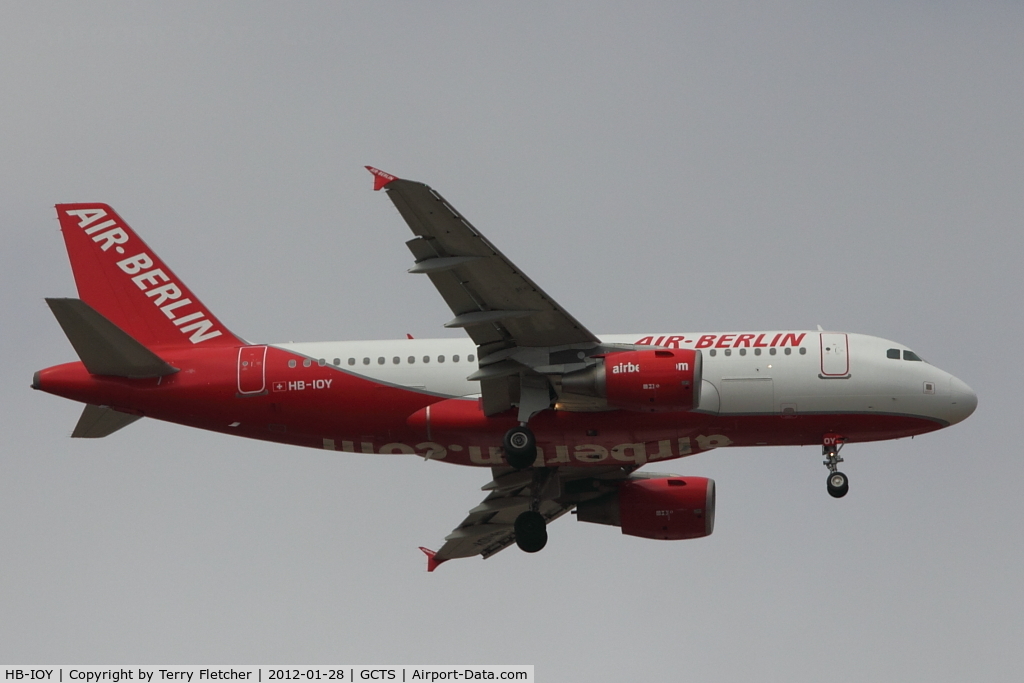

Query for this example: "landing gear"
[508,465,553,553]
[822,435,849,498]
[503,425,537,470]
[827,471,849,498]
[514,510,547,553]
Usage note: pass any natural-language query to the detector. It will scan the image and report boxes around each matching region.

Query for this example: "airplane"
[33,166,978,570]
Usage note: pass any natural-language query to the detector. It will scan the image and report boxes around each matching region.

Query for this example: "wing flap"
[480,376,515,416]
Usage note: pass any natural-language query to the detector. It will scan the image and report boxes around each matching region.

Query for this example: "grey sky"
[2,2,1021,680]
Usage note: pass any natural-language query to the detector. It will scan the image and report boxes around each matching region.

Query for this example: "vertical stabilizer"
[55,204,244,349]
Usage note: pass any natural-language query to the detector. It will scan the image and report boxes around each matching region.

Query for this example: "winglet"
[366,166,398,191]
[419,546,446,572]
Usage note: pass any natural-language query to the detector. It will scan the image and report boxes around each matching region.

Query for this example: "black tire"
[503,426,537,470]
[514,510,548,553]
[827,471,849,498]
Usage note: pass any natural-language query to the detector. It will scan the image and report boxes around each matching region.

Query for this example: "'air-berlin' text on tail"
[56,204,244,349]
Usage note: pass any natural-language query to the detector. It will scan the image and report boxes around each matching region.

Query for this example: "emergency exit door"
[820,333,850,377]
[237,345,267,395]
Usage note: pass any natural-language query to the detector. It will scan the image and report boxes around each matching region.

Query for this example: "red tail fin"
[55,204,244,349]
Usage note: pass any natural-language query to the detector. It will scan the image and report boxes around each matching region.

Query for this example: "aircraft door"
[238,345,267,395]
[819,333,850,377]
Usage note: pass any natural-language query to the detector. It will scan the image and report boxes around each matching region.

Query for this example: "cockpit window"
[903,350,923,362]
[886,348,900,359]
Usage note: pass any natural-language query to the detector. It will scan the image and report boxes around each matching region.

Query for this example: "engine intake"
[576,476,715,540]
[561,349,702,412]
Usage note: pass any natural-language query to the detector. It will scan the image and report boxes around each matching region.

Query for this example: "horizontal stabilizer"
[72,404,142,438]
[45,298,179,378]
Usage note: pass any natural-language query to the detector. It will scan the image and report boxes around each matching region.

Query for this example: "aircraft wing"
[421,465,631,570]
[368,167,603,416]
[368,167,599,353]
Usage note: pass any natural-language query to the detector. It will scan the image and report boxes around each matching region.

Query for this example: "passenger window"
[903,350,923,362]
[288,359,297,368]
[318,358,326,366]
[799,348,807,355]
[393,357,400,365]
[438,355,445,363]
[724,349,732,356]
[363,357,370,365]
[468,354,475,362]
[453,355,460,362]
[784,348,792,356]
[887,349,900,359]
[378,357,385,365]
[754,348,761,356]
[348,358,355,366]
[333,358,340,366]
[303,359,312,367]
[423,356,430,363]
[408,356,415,364]
[709,349,717,357]
[769,348,777,356]
[739,348,746,356]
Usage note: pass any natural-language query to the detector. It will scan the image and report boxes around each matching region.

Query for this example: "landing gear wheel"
[827,471,849,498]
[822,435,848,499]
[503,426,537,470]
[514,510,547,553]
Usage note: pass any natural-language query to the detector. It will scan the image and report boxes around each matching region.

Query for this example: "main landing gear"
[823,434,849,498]
[503,424,537,470]
[513,466,550,553]
[514,509,547,553]
[503,424,548,552]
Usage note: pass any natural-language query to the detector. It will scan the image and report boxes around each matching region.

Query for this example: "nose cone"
[949,377,978,425]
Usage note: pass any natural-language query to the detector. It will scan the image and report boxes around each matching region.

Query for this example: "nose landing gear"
[827,471,849,498]
[823,434,849,498]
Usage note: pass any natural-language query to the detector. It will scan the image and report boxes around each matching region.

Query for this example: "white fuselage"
[276,330,976,429]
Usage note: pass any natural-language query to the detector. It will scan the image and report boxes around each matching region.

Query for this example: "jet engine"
[561,349,702,412]
[576,476,715,540]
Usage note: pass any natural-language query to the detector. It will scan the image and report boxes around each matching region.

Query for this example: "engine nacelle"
[576,476,715,540]
[561,349,702,412]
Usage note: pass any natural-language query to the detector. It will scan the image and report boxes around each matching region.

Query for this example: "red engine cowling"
[561,349,702,412]
[576,476,715,540]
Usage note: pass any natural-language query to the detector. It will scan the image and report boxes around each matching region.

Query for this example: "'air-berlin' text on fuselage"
[64,208,222,344]
[634,333,806,349]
